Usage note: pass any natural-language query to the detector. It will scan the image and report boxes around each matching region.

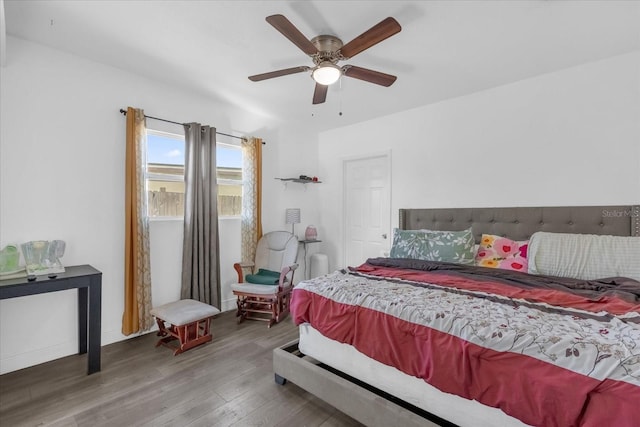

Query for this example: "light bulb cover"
[312,63,341,85]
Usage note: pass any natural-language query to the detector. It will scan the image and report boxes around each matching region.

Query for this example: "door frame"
[342,150,392,268]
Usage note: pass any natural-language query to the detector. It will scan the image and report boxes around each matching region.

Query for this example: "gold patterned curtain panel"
[122,107,153,335]
[241,137,263,263]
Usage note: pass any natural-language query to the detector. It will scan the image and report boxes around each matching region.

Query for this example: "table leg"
[304,243,309,279]
[87,276,102,374]
[78,287,88,354]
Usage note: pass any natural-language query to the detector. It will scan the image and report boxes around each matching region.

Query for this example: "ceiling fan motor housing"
[311,35,343,53]
[310,35,344,64]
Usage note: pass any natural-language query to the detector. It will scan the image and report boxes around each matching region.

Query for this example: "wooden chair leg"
[268,298,278,328]
[275,294,290,324]
[235,296,243,317]
[155,318,167,338]
[202,317,211,336]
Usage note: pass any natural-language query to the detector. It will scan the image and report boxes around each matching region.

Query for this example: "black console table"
[0,265,102,375]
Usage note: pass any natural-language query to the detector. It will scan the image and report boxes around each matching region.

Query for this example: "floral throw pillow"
[390,228,476,265]
[475,234,528,272]
[390,229,430,259]
[422,228,476,265]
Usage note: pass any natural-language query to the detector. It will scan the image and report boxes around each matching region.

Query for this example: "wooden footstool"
[150,299,220,355]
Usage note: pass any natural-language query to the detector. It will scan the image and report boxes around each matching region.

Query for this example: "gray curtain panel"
[181,123,221,308]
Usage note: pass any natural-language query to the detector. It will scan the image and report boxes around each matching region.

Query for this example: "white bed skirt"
[298,323,531,427]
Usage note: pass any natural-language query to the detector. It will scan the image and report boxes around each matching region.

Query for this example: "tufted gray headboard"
[399,205,640,243]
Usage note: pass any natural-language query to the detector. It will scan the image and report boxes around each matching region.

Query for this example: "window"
[216,143,243,216]
[145,130,242,218]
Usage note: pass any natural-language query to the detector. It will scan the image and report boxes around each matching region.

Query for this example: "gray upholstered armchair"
[231,231,299,327]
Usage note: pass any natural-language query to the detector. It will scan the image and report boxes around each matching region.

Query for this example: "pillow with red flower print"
[475,234,528,272]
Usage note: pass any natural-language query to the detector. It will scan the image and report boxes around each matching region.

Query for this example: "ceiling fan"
[248,14,402,105]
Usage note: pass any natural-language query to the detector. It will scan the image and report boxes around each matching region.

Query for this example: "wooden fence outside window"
[148,189,241,217]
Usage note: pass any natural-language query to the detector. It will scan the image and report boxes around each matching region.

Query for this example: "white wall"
[318,52,640,271]
[0,36,319,373]
[261,124,321,240]
[261,123,323,283]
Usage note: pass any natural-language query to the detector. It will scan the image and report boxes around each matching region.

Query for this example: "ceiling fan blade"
[248,66,309,82]
[266,14,318,56]
[343,66,397,87]
[312,83,328,104]
[340,17,401,59]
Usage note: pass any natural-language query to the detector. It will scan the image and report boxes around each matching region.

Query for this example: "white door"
[344,154,391,267]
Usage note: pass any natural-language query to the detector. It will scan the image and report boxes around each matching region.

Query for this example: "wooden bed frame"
[273,205,639,427]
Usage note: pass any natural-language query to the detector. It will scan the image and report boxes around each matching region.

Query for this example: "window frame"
[144,129,243,219]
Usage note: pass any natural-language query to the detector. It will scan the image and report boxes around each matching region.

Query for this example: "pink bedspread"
[291,259,640,427]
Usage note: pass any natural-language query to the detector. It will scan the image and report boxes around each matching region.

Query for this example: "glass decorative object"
[21,240,66,276]
[305,225,318,241]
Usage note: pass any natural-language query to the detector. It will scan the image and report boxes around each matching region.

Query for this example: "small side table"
[299,239,322,280]
[0,265,102,374]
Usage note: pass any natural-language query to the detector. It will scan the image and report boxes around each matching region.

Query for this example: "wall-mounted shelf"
[275,178,322,184]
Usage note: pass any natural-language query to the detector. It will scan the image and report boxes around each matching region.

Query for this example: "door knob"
[382,233,387,239]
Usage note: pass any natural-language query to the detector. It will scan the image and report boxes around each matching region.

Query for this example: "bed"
[273,205,640,427]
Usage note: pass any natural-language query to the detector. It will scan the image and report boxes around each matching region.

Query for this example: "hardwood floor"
[0,311,363,427]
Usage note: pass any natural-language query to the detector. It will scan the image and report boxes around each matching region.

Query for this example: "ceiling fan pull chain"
[339,77,343,117]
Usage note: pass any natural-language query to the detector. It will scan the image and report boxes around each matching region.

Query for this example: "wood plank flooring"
[0,311,363,427]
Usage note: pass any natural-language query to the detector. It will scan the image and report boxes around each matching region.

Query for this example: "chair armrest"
[233,261,255,283]
[278,263,299,288]
[287,264,299,271]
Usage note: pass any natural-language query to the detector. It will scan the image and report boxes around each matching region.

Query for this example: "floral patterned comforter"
[291,259,640,427]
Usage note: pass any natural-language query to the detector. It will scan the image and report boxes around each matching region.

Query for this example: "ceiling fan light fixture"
[312,62,342,85]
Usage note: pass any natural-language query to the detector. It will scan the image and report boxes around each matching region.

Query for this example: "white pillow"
[528,232,640,281]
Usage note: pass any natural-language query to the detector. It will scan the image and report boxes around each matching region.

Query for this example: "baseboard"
[0,340,77,375]
[221,297,236,313]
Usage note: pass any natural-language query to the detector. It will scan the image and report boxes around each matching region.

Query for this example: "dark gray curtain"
[181,123,221,308]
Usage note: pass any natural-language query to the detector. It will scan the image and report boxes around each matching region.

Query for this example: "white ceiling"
[3,1,639,132]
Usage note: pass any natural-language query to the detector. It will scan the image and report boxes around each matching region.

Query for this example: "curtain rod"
[119,109,265,144]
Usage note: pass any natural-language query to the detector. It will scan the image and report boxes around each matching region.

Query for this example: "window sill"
[148,216,241,222]
[149,216,183,222]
